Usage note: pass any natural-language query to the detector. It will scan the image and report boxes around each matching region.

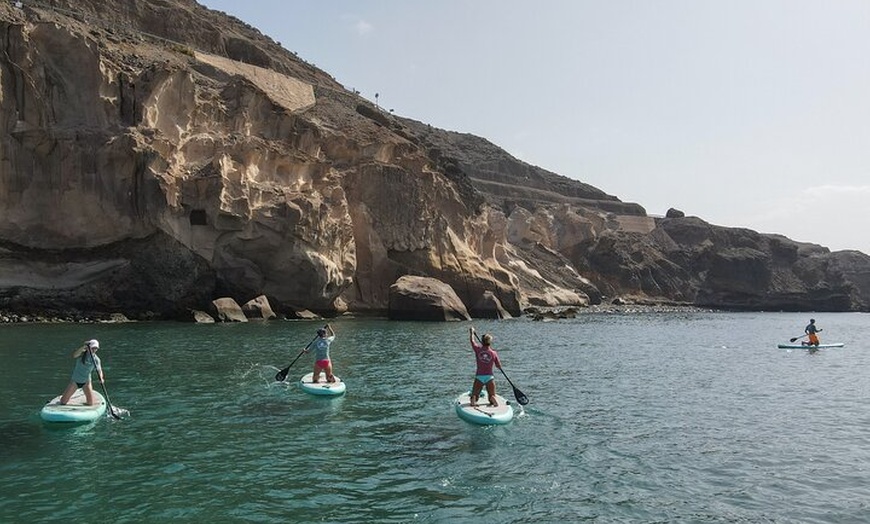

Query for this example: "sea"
[1,311,868,523]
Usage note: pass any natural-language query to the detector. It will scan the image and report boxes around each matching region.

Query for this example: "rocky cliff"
[396,119,870,312]
[0,0,868,320]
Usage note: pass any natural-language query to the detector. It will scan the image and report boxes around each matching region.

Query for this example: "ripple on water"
[2,314,870,522]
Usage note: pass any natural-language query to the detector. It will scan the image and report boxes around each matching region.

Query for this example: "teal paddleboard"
[299,372,346,396]
[454,391,513,425]
[777,343,844,349]
[40,390,107,423]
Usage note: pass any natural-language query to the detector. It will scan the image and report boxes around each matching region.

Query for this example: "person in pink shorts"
[305,324,336,383]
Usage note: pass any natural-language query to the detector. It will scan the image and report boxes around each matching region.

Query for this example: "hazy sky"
[200,1,870,254]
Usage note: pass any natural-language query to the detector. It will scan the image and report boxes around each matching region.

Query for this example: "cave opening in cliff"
[190,209,208,226]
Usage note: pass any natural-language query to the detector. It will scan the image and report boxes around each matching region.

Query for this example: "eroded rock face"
[0,1,592,318]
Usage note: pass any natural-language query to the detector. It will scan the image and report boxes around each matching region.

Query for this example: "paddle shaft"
[86,345,121,420]
[791,328,823,343]
[275,326,327,381]
[274,349,307,382]
[473,330,529,405]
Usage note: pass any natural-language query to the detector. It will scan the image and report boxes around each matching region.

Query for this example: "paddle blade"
[513,387,530,406]
[498,368,529,405]
[789,337,799,342]
[275,367,290,382]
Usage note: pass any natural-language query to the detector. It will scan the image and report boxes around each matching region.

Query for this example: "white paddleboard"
[299,372,346,396]
[777,343,844,349]
[40,390,107,423]
[454,391,513,425]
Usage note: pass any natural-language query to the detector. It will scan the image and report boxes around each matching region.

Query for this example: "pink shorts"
[315,359,331,369]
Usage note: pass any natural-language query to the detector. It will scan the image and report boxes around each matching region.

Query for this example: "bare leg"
[311,363,322,383]
[486,381,498,407]
[59,382,78,405]
[325,361,335,383]
[83,382,97,406]
[470,379,483,406]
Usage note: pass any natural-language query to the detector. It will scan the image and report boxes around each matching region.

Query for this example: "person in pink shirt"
[468,327,503,407]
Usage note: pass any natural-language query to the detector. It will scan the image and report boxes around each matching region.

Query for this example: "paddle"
[789,334,808,343]
[499,367,530,406]
[473,330,530,406]
[86,345,122,420]
[274,326,325,382]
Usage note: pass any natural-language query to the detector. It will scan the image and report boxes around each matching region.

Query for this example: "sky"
[199,1,870,255]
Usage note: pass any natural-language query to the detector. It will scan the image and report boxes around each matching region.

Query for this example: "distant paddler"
[803,318,822,346]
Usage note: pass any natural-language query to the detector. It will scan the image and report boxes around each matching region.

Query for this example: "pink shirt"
[472,342,501,375]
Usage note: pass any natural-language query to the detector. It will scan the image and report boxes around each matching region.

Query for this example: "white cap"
[87,339,100,349]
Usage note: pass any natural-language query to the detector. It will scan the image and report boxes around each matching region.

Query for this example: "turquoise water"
[1,312,869,523]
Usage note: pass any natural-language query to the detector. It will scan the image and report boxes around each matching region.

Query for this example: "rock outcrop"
[470,291,512,320]
[191,309,215,323]
[388,276,471,322]
[0,0,868,321]
[209,297,247,322]
[242,295,276,320]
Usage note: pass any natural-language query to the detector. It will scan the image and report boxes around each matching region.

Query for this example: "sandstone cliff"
[0,0,867,319]
[397,120,870,313]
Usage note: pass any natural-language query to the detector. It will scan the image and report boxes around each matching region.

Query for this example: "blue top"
[71,352,102,384]
[311,335,335,361]
[805,322,818,334]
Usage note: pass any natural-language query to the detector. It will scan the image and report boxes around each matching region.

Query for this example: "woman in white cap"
[59,339,105,406]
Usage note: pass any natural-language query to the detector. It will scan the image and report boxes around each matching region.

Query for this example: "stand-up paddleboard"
[40,390,107,423]
[454,391,513,425]
[299,372,346,396]
[777,343,845,349]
